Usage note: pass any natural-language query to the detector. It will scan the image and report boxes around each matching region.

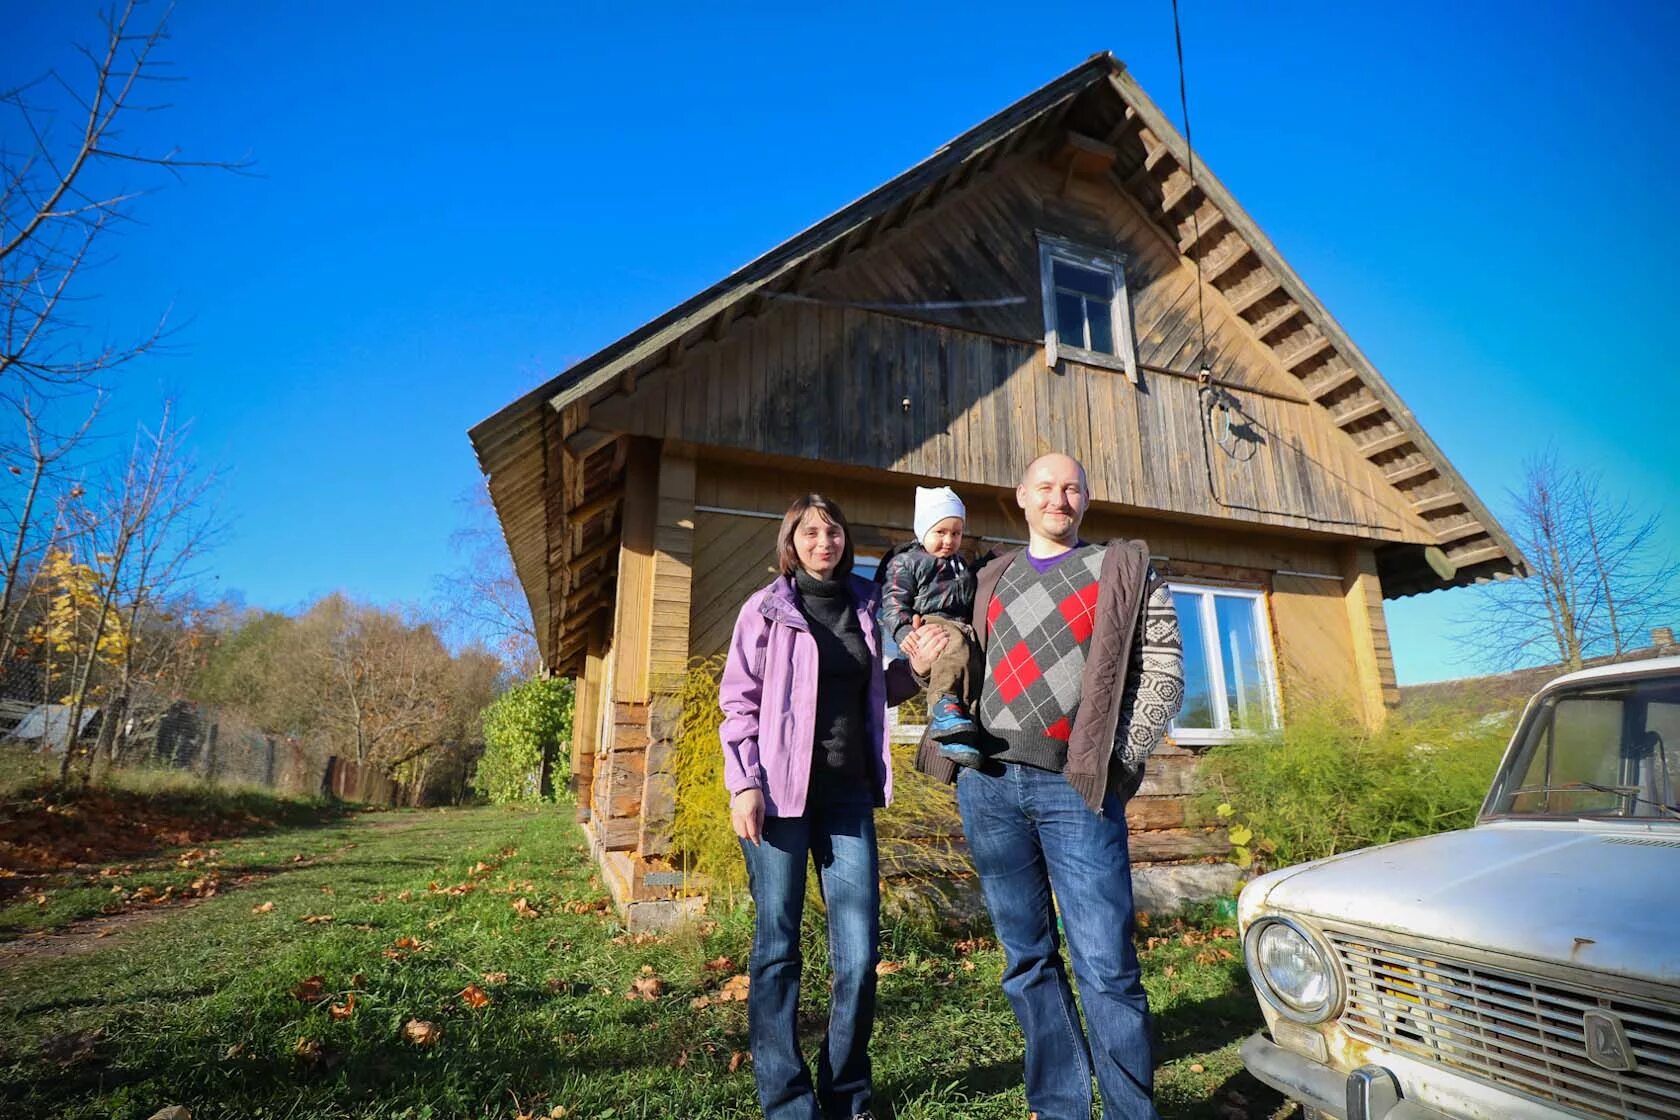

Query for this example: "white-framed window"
[1037,232,1137,382]
[1168,583,1280,744]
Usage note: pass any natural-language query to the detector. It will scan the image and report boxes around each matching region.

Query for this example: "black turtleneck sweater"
[793,569,874,794]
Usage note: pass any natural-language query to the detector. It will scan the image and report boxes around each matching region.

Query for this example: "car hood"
[1247,821,1680,987]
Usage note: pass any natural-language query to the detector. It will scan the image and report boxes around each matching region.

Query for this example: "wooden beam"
[1052,130,1118,178]
[1246,300,1303,340]
[1202,236,1254,285]
[1355,430,1415,457]
[1383,458,1438,486]
[565,487,624,529]
[1224,271,1282,316]
[1433,519,1487,544]
[1143,136,1174,173]
[1303,361,1361,399]
[563,427,617,462]
[1280,335,1333,371]
[564,578,614,614]
[1341,545,1389,730]
[567,535,620,577]
[1447,543,1510,568]
[1176,200,1224,252]
[1411,491,1465,514]
[1158,167,1197,214]
[609,439,661,705]
[1330,396,1389,427]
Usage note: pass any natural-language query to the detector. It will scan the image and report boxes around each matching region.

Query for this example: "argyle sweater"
[979,544,1184,774]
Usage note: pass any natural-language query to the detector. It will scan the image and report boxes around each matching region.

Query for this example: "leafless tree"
[435,485,541,677]
[1,0,248,396]
[57,400,221,778]
[0,388,102,665]
[1455,453,1680,672]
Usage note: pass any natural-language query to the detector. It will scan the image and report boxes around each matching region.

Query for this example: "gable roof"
[470,53,1526,673]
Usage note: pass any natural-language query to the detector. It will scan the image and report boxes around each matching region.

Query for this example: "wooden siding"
[608,440,660,704]
[1270,573,1361,714]
[590,153,1435,546]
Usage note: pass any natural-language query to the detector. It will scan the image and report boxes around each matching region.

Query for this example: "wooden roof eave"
[525,55,1118,419]
[1105,69,1530,595]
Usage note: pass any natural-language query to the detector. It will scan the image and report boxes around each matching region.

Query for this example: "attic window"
[1037,233,1137,382]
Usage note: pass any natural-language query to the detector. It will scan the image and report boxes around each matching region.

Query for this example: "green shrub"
[670,658,966,907]
[475,676,574,804]
[1200,701,1514,872]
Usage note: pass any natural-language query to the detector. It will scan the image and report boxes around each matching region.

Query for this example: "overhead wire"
[1168,0,1398,532]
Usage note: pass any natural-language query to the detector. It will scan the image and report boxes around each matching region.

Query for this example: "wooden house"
[469,54,1526,927]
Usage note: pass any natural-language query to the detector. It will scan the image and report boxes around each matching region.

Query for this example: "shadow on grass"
[1153,971,1263,1065]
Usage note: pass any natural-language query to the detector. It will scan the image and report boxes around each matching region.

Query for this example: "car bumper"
[1241,1031,1450,1120]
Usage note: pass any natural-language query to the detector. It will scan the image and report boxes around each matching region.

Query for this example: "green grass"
[0,805,1282,1119]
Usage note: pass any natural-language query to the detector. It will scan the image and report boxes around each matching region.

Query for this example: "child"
[880,486,984,767]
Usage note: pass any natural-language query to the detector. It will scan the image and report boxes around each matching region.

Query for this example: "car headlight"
[1245,916,1342,1023]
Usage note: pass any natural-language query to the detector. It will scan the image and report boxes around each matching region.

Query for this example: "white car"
[1238,655,1680,1120]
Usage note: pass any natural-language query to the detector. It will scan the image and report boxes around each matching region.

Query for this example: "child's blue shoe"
[929,695,982,768]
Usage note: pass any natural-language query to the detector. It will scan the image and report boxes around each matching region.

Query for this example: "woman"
[719,493,947,1120]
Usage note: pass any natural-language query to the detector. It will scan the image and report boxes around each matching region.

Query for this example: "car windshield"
[1489,675,1680,820]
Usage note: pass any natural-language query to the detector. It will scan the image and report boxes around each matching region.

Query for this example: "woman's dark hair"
[776,493,855,578]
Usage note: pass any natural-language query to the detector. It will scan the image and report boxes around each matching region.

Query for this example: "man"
[904,452,1185,1120]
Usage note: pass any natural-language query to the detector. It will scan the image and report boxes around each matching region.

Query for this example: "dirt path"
[0,831,380,969]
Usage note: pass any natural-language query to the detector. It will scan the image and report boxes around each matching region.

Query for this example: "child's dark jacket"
[879,544,978,643]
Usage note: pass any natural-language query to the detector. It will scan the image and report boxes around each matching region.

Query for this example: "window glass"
[1215,595,1269,731]
[1648,701,1680,803]
[1512,698,1627,814]
[1173,591,1217,729]
[1086,299,1114,354]
[1055,291,1086,348]
[1052,258,1112,299]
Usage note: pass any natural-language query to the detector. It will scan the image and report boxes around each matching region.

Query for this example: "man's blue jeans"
[957,763,1158,1120]
[740,791,879,1120]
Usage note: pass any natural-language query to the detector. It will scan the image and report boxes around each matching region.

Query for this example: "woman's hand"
[731,788,765,846]
[905,619,950,678]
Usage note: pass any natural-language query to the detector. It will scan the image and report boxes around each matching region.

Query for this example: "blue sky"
[6,1,1677,683]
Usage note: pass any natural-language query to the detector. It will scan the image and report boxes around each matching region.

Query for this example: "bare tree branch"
[1454,453,1680,673]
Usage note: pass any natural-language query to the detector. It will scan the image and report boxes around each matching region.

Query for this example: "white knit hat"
[913,486,966,545]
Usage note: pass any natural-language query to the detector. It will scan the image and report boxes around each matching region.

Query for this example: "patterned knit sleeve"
[1114,568,1185,773]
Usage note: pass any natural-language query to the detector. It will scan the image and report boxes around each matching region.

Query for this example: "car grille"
[1329,931,1680,1120]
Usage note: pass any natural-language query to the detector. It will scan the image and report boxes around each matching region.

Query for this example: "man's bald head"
[1016,452,1089,552]
[1020,452,1089,495]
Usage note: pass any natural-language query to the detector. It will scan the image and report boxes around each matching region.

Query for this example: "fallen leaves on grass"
[561,897,609,915]
[690,972,749,1009]
[328,993,357,1020]
[293,1037,323,1064]
[290,976,327,1004]
[251,901,275,914]
[384,935,427,960]
[482,971,509,984]
[626,966,664,1001]
[611,931,659,946]
[875,960,903,976]
[403,1019,442,1047]
[728,1050,748,1073]
[512,897,541,919]
[704,955,733,972]
[396,890,412,902]
[459,983,492,1009]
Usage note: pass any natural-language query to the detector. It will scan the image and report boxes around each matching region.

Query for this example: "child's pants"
[920,616,982,707]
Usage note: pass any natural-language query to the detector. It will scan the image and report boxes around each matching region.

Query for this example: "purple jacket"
[719,573,919,818]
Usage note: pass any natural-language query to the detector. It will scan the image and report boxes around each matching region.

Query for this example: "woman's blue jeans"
[957,763,1159,1120]
[740,791,879,1120]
